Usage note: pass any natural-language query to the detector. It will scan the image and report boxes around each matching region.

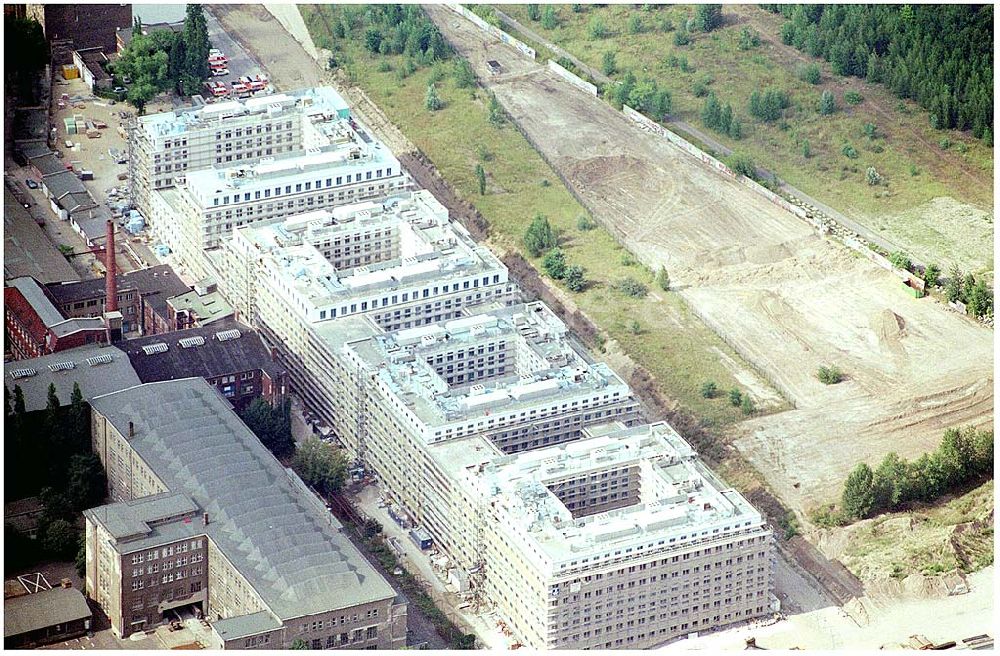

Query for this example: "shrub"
[627,14,644,35]
[939,137,952,150]
[738,26,760,50]
[819,89,836,115]
[694,4,723,32]
[844,90,863,105]
[863,122,878,139]
[888,250,911,271]
[526,4,540,21]
[629,320,642,335]
[817,365,843,384]
[841,143,858,159]
[810,505,849,527]
[588,15,609,39]
[656,266,670,291]
[660,17,675,32]
[601,51,616,76]
[453,58,476,88]
[565,265,586,292]
[726,151,758,180]
[540,5,557,30]
[922,263,941,288]
[475,163,486,195]
[866,166,882,186]
[728,388,742,406]
[615,277,648,298]
[740,394,755,416]
[909,164,919,176]
[800,63,821,84]
[700,381,718,399]
[692,78,709,98]
[424,83,443,111]
[577,214,597,231]
[748,88,790,122]
[801,139,811,158]
[542,248,567,279]
[673,29,690,46]
[376,60,391,73]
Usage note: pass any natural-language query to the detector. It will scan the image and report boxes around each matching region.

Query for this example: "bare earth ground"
[426,5,994,520]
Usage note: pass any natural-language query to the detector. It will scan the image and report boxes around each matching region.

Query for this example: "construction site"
[423,4,994,520]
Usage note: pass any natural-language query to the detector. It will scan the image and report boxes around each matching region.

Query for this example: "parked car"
[112,86,127,95]
[211,68,230,77]
[25,179,38,189]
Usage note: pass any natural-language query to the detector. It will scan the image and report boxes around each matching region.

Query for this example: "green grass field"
[498,4,994,273]
[301,4,785,428]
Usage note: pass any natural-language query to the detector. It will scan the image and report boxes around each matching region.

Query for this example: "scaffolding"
[468,494,489,612]
[354,364,368,474]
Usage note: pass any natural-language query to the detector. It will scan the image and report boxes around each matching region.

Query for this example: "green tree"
[68,382,89,451]
[922,263,941,288]
[42,519,79,560]
[488,94,504,127]
[291,638,309,650]
[602,51,617,76]
[565,265,586,292]
[615,277,648,298]
[239,398,294,458]
[819,89,836,115]
[873,452,909,511]
[738,26,760,50]
[694,5,723,32]
[740,394,755,416]
[627,14,644,35]
[125,79,158,115]
[44,383,62,436]
[700,381,718,399]
[588,15,609,39]
[292,437,348,495]
[656,266,670,291]
[701,92,722,129]
[542,248,567,279]
[800,63,821,84]
[728,118,743,139]
[4,16,49,102]
[966,279,993,318]
[888,251,911,271]
[527,4,541,21]
[66,454,107,511]
[801,139,811,158]
[182,4,210,84]
[841,463,876,519]
[524,213,557,257]
[540,6,557,30]
[728,388,743,406]
[425,83,443,111]
[453,59,476,88]
[475,163,486,195]
[652,89,673,121]
[75,535,87,579]
[945,265,963,302]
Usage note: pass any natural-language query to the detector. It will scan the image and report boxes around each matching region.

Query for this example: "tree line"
[113,5,211,113]
[765,4,993,143]
[838,426,993,521]
[5,384,107,571]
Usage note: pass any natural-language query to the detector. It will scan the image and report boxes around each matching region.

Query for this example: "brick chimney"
[105,220,118,313]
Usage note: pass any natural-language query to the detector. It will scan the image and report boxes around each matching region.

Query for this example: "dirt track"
[426,5,994,517]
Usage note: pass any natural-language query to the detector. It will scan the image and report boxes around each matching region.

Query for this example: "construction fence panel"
[546,60,597,96]
[447,4,536,60]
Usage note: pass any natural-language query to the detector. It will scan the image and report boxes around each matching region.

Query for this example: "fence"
[546,59,597,96]
[446,4,536,59]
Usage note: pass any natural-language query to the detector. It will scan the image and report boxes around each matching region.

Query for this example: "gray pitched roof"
[87,379,395,621]
[46,265,189,319]
[3,344,141,412]
[116,319,286,383]
[212,610,283,641]
[43,170,87,199]
[7,276,65,327]
[30,153,67,177]
[4,586,92,638]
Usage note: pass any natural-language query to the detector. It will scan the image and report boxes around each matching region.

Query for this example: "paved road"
[491,8,919,270]
[199,8,267,102]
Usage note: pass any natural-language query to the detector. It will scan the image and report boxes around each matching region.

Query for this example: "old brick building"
[4,277,107,360]
[25,4,132,65]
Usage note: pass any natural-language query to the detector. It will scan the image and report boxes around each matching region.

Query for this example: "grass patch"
[301,4,774,427]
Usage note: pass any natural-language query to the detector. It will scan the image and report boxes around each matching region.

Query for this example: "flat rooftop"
[474,422,766,568]
[166,288,234,325]
[345,302,630,430]
[86,378,396,621]
[138,86,350,138]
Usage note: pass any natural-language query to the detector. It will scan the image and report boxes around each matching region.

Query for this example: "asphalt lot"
[203,8,267,97]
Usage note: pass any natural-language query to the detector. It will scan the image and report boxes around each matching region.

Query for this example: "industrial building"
[84,378,407,648]
[218,190,514,436]
[5,276,109,359]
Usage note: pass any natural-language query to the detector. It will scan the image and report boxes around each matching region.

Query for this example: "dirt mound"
[871,308,907,347]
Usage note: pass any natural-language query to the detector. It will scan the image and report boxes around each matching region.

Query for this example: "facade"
[115,320,288,410]
[5,277,107,360]
[218,190,515,437]
[46,265,191,336]
[84,379,407,647]
[4,585,93,648]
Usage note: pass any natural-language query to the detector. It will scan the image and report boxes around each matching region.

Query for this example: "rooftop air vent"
[10,368,37,379]
[141,343,169,355]
[215,329,242,342]
[179,336,206,349]
[48,361,76,372]
[85,354,114,366]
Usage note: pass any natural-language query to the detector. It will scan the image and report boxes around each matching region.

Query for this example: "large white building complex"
[103,86,776,650]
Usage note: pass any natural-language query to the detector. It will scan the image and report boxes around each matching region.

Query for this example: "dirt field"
[426,5,994,517]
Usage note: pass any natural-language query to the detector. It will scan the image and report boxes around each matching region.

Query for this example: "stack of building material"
[64,117,77,135]
[62,64,79,80]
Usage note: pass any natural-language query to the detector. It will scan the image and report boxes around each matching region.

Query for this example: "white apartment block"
[143,96,409,280]
[428,421,776,649]
[218,191,515,443]
[131,87,350,211]
[340,302,642,551]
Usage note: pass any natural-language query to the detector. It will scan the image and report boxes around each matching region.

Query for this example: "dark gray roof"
[7,276,65,326]
[117,319,285,383]
[85,492,199,541]
[46,265,189,320]
[4,344,141,412]
[87,379,395,620]
[62,192,98,215]
[30,153,66,177]
[43,170,87,199]
[15,141,52,161]
[4,586,92,638]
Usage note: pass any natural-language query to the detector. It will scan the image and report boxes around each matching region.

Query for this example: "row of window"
[211,169,393,207]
